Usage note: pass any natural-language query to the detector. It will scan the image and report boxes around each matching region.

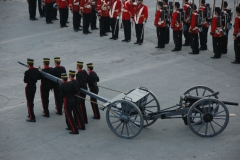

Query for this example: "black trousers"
[173,30,182,50]
[199,27,208,49]
[79,91,88,123]
[135,24,144,43]
[45,3,52,23]
[165,24,170,44]
[59,8,68,27]
[157,27,166,48]
[90,86,100,119]
[221,29,229,53]
[63,97,78,133]
[25,85,36,120]
[122,20,131,41]
[99,16,107,36]
[106,16,111,32]
[234,37,240,62]
[38,0,44,16]
[183,23,190,45]
[83,13,91,33]
[52,0,58,19]
[73,97,85,130]
[28,0,37,19]
[54,86,63,115]
[73,11,80,30]
[190,33,199,54]
[40,84,51,116]
[91,9,97,29]
[212,37,222,58]
[110,18,119,38]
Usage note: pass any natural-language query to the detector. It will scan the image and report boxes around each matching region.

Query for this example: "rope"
[97,85,126,94]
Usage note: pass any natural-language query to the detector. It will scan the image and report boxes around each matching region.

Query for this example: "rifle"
[189,0,195,23]
[211,0,216,19]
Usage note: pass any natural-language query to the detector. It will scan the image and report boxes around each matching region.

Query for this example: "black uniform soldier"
[53,57,66,115]
[76,62,88,124]
[86,63,100,119]
[27,0,38,21]
[69,70,85,130]
[39,58,54,117]
[60,73,79,134]
[24,59,40,122]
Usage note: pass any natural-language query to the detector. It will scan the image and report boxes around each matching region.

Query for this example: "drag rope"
[97,85,126,94]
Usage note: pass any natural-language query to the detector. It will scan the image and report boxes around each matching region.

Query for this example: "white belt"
[85,5,91,8]
[216,28,223,34]
[193,27,198,31]
[73,2,79,5]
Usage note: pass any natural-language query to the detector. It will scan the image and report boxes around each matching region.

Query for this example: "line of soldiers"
[24,58,100,134]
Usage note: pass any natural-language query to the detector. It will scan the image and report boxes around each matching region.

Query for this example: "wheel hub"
[120,115,129,123]
[203,114,213,123]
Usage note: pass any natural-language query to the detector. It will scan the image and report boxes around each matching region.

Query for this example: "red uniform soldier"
[109,0,122,40]
[189,4,199,55]
[199,0,209,50]
[69,0,81,31]
[97,0,109,37]
[80,0,92,34]
[232,7,240,64]
[183,0,191,46]
[56,0,69,27]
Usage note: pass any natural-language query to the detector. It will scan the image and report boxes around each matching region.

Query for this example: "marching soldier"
[69,70,85,130]
[44,0,53,24]
[91,0,99,30]
[199,0,209,50]
[53,57,66,115]
[60,73,79,134]
[121,0,133,42]
[80,0,92,34]
[163,0,170,44]
[76,62,89,124]
[221,1,230,54]
[69,0,81,32]
[154,1,166,48]
[133,0,148,45]
[24,59,40,122]
[232,7,240,64]
[97,0,109,37]
[86,63,100,119]
[189,4,199,54]
[210,7,223,59]
[109,0,122,40]
[27,0,38,21]
[39,58,54,117]
[171,2,182,51]
[56,0,69,28]
[183,0,191,46]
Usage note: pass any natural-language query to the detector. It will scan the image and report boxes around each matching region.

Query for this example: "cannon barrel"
[184,95,239,106]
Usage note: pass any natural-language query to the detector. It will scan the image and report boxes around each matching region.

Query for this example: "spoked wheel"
[106,100,143,139]
[137,89,160,127]
[184,86,218,99]
[187,98,229,137]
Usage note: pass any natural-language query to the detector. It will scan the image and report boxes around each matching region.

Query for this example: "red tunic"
[80,0,92,13]
[199,5,209,28]
[133,3,148,24]
[189,11,199,33]
[109,0,122,18]
[97,0,109,17]
[122,0,134,20]
[210,16,223,37]
[183,2,191,23]
[233,16,240,37]
[154,9,166,27]
[56,0,68,8]
[171,10,182,31]
[69,0,80,11]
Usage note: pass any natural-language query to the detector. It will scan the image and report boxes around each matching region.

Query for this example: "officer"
[69,0,81,32]
[53,57,66,115]
[27,0,38,21]
[109,0,122,40]
[24,59,40,122]
[232,7,240,64]
[221,1,230,54]
[154,1,166,48]
[189,4,199,55]
[60,73,79,134]
[69,70,85,130]
[76,62,89,124]
[39,58,54,117]
[91,0,98,30]
[80,0,92,34]
[171,2,182,51]
[44,0,53,24]
[56,0,69,28]
[86,63,100,119]
[133,0,148,45]
[163,0,170,44]
[121,0,133,42]
[97,0,109,37]
[183,0,191,46]
[210,7,223,59]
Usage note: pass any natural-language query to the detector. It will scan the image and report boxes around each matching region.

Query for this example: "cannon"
[18,62,238,139]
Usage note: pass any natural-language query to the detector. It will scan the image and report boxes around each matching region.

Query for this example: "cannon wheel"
[187,98,229,137]
[106,100,143,139]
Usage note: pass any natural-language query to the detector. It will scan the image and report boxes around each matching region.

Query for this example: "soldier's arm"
[23,71,28,83]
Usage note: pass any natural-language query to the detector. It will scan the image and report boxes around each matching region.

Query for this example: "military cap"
[54,57,61,62]
[27,58,34,64]
[236,6,240,13]
[158,1,163,7]
[175,2,180,8]
[201,0,205,4]
[223,1,228,7]
[163,0,168,3]
[86,63,94,67]
[215,7,221,14]
[77,61,83,66]
[61,73,68,79]
[69,70,76,75]
[193,4,197,10]
[43,58,50,62]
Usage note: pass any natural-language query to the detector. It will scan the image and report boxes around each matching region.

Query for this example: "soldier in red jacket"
[199,0,209,50]
[44,0,53,24]
[121,0,134,42]
[171,2,182,51]
[189,4,199,55]
[232,7,240,64]
[183,0,191,46]
[69,0,81,32]
[133,0,148,45]
[210,7,223,59]
[91,0,98,30]
[97,0,109,37]
[80,0,92,34]
[109,0,122,40]
[56,0,69,27]
[154,1,166,48]
[163,0,170,44]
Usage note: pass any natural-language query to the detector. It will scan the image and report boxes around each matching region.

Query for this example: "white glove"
[130,18,132,23]
[133,2,137,5]
[116,16,120,19]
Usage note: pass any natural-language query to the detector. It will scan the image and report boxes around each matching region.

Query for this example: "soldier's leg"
[128,20,131,41]
[159,27,166,48]
[26,87,36,121]
[140,24,144,43]
[90,87,100,119]
[33,0,37,18]
[115,18,119,39]
[54,87,62,115]
[235,37,240,62]
[165,26,170,44]
[122,20,127,40]
[73,102,85,130]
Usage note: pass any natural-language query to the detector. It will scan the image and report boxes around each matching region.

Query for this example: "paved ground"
[0,0,240,160]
